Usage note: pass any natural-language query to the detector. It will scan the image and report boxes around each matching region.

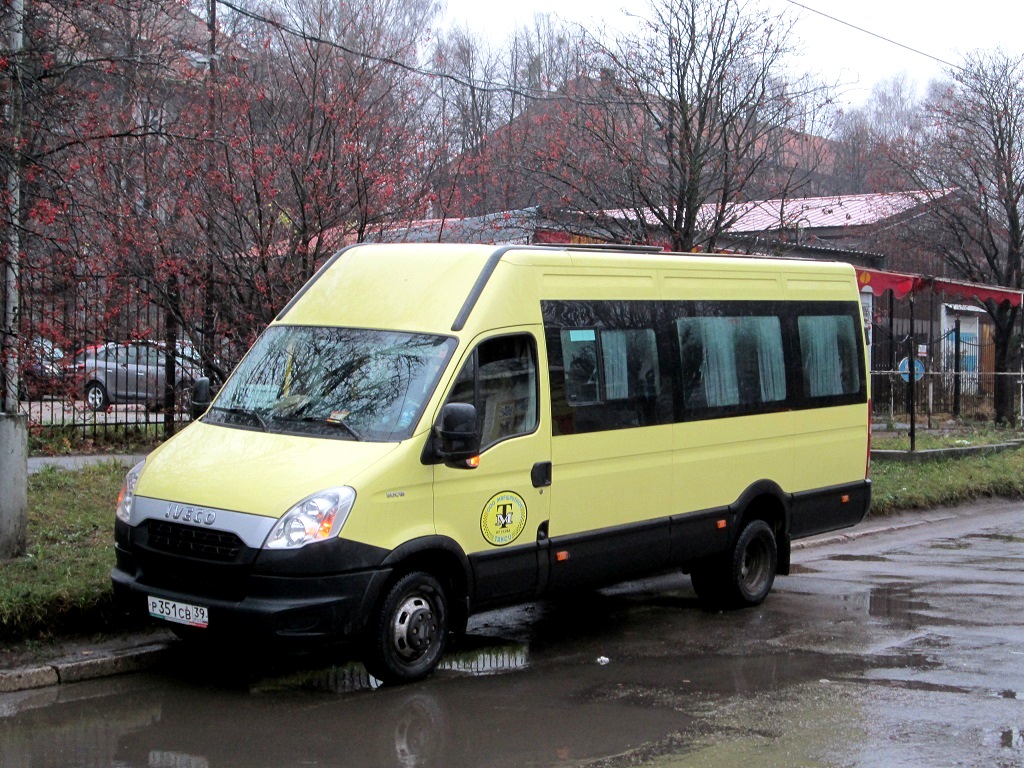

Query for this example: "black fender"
[727,479,793,576]
[377,535,474,629]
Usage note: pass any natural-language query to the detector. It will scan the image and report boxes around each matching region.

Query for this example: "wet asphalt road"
[2,499,1024,767]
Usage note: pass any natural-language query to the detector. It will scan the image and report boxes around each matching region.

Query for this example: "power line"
[782,0,962,73]
[214,0,546,98]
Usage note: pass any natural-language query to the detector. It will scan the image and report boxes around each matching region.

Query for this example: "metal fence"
[871,370,1023,426]
[10,266,200,440]
[10,264,1023,437]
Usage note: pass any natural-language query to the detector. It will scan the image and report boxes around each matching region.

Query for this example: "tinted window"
[444,334,539,449]
[677,316,785,410]
[798,315,861,398]
[544,299,865,435]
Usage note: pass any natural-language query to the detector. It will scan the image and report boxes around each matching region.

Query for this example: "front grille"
[146,520,245,562]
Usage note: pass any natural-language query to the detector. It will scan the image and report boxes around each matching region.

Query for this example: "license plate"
[147,596,209,628]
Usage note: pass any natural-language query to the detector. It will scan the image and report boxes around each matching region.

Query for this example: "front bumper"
[111,563,391,638]
[112,516,393,639]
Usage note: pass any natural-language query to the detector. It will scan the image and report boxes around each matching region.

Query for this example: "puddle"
[831,554,889,562]
[868,585,929,629]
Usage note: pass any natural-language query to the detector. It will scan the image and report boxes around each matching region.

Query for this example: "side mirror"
[191,376,212,420]
[436,402,480,468]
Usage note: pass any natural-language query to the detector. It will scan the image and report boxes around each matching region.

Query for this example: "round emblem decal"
[480,491,528,547]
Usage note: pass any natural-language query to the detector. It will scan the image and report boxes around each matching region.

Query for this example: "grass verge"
[3,447,1024,641]
[871,426,1024,451]
[0,461,144,642]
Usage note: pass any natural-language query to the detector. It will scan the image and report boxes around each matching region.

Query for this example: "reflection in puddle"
[869,585,928,629]
[149,750,210,768]
[440,642,528,676]
[254,641,530,695]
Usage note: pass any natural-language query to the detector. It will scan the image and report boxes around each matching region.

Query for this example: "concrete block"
[0,665,59,693]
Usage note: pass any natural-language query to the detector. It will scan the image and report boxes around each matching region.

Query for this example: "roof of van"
[276,243,857,335]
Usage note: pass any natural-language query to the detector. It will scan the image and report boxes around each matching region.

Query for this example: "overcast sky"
[442,0,1024,107]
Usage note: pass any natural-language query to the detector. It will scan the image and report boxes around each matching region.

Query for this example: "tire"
[691,519,777,610]
[85,381,109,411]
[363,571,449,685]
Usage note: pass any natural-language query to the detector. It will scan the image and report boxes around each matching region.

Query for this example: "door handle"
[531,461,552,488]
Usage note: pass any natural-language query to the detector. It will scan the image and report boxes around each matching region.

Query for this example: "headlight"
[263,487,356,550]
[115,461,145,524]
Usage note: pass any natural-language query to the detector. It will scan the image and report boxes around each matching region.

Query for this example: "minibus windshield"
[206,326,457,442]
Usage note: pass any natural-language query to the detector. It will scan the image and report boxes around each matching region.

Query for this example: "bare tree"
[547,0,832,251]
[898,50,1024,424]
[831,75,927,194]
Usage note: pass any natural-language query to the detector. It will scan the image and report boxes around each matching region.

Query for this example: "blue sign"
[898,357,924,382]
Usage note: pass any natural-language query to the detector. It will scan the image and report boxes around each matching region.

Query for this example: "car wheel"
[85,381,109,411]
[363,571,449,685]
[691,519,777,610]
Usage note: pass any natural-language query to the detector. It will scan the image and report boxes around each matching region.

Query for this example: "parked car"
[72,340,198,411]
[20,336,67,400]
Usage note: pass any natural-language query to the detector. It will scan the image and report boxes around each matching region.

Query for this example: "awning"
[856,268,1024,308]
[856,268,921,300]
[930,277,1023,308]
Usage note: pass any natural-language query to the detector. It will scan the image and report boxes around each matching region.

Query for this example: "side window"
[445,334,539,449]
[560,327,661,405]
[798,315,861,398]
[677,316,785,411]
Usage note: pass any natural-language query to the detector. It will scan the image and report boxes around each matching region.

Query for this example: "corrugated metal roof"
[370,209,539,244]
[596,190,952,234]
[719,190,950,232]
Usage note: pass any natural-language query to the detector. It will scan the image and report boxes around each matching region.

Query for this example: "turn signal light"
[465,456,481,469]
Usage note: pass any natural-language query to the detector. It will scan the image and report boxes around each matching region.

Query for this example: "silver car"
[75,341,199,411]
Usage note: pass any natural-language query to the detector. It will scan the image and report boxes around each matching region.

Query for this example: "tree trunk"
[990,302,1019,425]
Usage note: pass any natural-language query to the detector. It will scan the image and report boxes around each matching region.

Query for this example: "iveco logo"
[165,503,217,526]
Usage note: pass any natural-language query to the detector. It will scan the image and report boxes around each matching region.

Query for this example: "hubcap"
[391,594,438,661]
[87,386,103,409]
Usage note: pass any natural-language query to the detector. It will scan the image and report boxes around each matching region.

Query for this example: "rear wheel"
[85,381,109,411]
[691,519,777,610]
[363,571,449,685]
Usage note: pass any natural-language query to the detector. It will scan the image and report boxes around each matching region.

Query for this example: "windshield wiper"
[210,406,269,432]
[276,415,364,441]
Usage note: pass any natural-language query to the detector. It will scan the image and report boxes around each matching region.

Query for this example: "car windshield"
[206,326,457,442]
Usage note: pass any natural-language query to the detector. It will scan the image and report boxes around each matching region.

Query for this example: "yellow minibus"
[112,243,871,683]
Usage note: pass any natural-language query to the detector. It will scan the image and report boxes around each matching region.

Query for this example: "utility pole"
[3,0,24,415]
[1,0,28,560]
[201,0,217,382]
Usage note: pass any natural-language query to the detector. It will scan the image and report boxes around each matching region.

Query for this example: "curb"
[0,642,169,693]
[872,440,1024,463]
[27,453,147,475]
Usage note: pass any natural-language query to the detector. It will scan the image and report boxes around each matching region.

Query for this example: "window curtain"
[799,316,843,396]
[602,330,630,400]
[699,318,739,407]
[750,317,786,402]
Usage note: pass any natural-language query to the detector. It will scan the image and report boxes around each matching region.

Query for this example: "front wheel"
[85,381,109,411]
[691,519,777,610]
[363,571,449,685]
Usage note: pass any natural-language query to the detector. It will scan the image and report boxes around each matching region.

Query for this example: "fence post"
[908,295,916,452]
[953,317,961,418]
